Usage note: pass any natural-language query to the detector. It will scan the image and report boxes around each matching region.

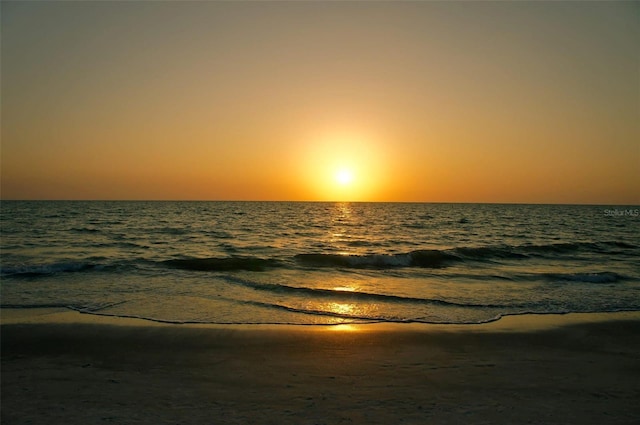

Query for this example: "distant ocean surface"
[2,201,639,325]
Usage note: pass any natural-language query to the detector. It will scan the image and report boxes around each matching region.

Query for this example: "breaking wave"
[1,261,99,277]
[163,257,282,272]
[295,250,458,269]
[6,240,635,277]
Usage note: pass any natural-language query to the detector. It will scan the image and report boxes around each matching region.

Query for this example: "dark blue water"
[1,201,639,324]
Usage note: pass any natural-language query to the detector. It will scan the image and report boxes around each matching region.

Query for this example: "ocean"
[1,201,638,325]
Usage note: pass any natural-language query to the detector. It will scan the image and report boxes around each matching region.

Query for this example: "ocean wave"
[451,246,528,260]
[162,240,637,274]
[519,241,637,255]
[162,257,282,272]
[220,275,512,309]
[5,240,634,279]
[543,272,626,284]
[0,258,143,278]
[295,250,458,269]
[1,261,99,277]
[238,299,391,323]
[294,241,637,269]
[452,241,636,260]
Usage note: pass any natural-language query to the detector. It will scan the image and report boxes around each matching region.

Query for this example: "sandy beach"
[2,309,639,425]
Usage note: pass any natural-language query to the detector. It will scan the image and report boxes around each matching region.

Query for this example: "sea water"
[1,201,638,325]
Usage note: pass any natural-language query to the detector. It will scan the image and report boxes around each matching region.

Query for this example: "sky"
[1,1,638,203]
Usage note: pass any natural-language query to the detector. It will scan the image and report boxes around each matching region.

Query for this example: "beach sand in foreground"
[2,310,639,425]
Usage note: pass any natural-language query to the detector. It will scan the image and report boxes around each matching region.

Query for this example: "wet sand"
[2,310,639,424]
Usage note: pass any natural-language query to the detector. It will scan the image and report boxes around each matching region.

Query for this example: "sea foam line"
[220,275,515,308]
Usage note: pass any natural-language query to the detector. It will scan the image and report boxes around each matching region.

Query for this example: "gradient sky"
[2,1,638,203]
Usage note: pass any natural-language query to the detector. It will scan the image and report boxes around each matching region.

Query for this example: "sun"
[335,169,353,186]
[295,128,389,201]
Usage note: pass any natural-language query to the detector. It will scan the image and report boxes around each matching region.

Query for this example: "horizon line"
[1,199,638,207]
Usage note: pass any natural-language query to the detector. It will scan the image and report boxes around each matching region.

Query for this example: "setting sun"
[293,129,392,202]
[335,169,353,186]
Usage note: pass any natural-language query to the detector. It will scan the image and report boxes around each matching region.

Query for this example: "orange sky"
[2,1,638,203]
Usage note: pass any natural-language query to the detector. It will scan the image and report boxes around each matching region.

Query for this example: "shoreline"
[3,308,640,424]
[3,306,640,331]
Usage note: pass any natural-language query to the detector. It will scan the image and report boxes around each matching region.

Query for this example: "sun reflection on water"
[327,324,360,332]
[334,202,352,219]
[332,285,357,292]
[327,302,356,316]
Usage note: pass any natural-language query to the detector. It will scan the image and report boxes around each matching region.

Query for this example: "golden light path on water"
[313,285,381,326]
